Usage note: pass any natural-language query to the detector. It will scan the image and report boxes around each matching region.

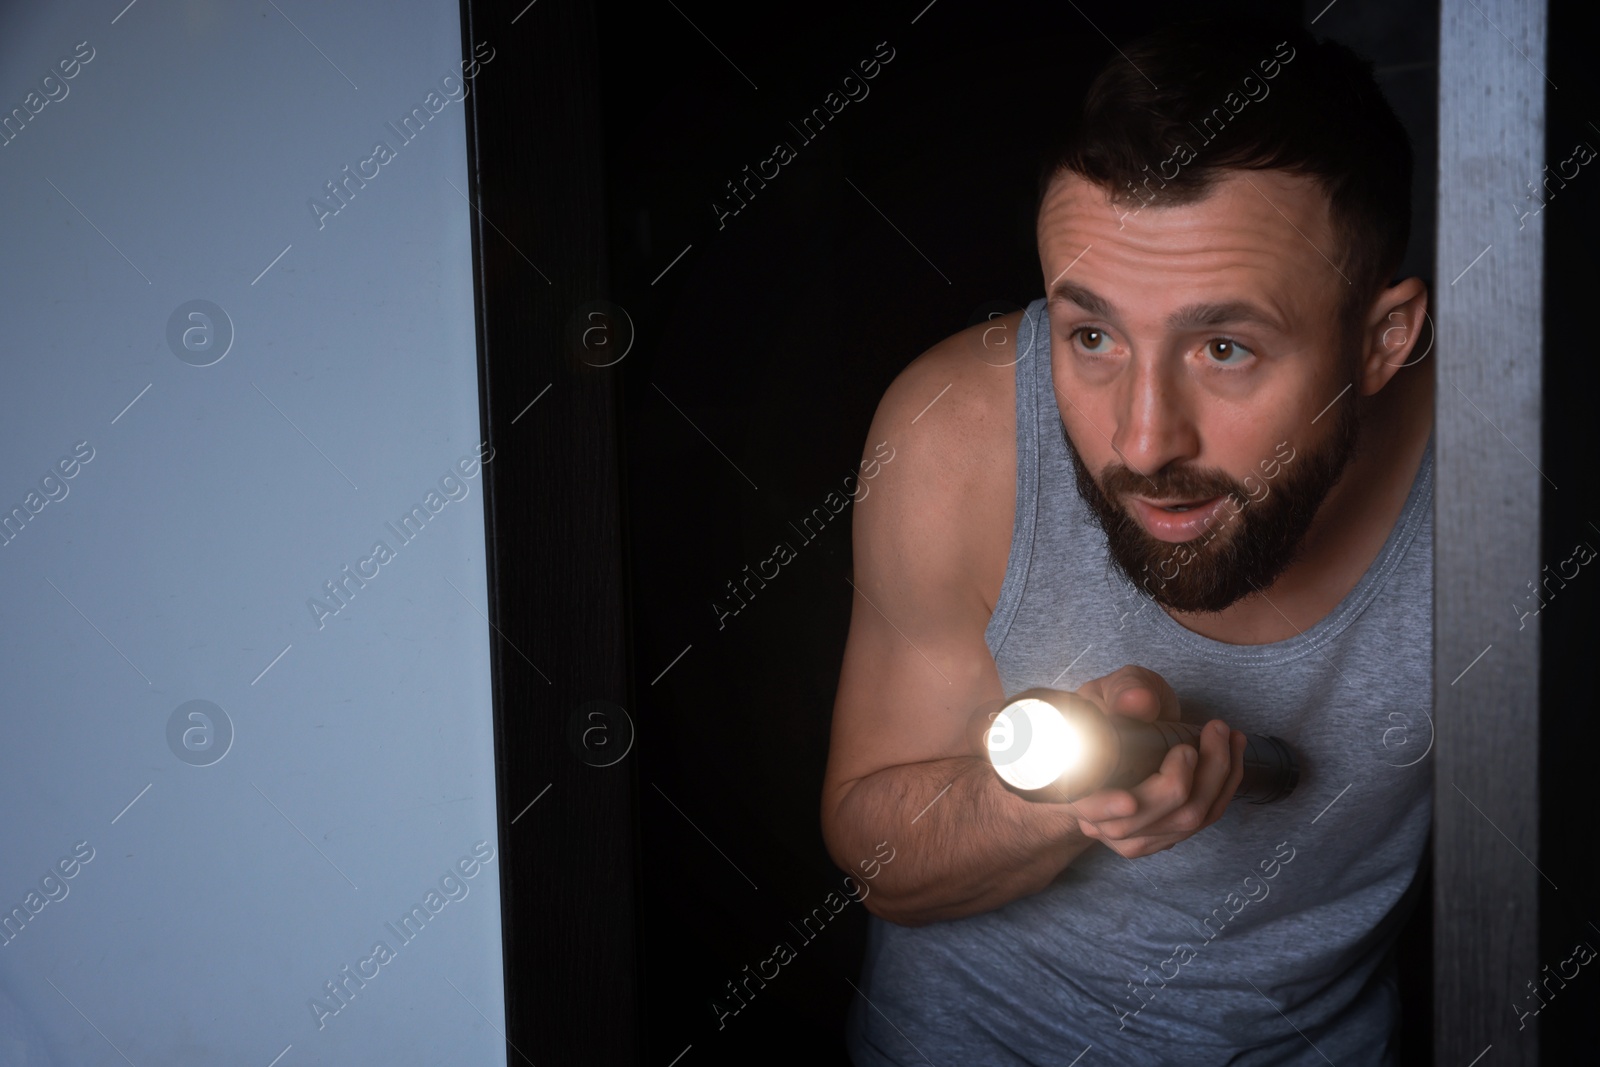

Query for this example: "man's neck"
[1164,356,1436,645]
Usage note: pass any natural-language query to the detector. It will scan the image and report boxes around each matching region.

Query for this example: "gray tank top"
[847,297,1434,1066]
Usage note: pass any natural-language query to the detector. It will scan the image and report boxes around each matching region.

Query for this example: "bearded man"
[822,16,1433,1065]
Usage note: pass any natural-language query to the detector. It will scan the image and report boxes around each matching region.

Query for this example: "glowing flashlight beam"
[987,698,1084,791]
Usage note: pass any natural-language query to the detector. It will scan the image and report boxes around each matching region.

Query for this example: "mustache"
[1097,463,1243,505]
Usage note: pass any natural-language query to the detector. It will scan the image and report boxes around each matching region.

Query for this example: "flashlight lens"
[988,698,1081,791]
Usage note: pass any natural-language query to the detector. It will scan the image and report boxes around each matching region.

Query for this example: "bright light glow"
[987,698,1082,791]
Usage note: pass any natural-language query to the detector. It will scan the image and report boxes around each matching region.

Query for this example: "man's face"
[1036,169,1363,614]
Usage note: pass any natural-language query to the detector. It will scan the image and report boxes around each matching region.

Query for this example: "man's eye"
[1205,338,1252,364]
[1073,328,1112,353]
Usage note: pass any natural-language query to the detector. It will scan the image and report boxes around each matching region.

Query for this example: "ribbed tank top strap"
[983,298,1050,659]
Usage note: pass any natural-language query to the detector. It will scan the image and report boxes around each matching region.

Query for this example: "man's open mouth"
[1146,497,1216,513]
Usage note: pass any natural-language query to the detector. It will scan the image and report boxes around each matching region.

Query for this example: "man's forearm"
[829,755,1095,926]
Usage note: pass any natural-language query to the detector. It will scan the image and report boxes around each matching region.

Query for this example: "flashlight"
[981,687,1298,804]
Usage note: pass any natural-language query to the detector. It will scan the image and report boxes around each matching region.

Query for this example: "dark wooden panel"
[460,0,638,1062]
[1433,0,1545,1061]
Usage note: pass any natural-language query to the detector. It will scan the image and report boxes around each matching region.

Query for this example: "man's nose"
[1109,358,1199,480]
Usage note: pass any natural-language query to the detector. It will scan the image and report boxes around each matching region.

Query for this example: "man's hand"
[1062,665,1247,858]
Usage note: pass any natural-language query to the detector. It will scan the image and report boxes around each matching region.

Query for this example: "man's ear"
[1356,277,1429,397]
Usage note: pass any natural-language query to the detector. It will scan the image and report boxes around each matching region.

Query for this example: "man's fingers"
[1108,679,1162,721]
[1069,789,1139,825]
[1201,729,1249,825]
[1083,744,1196,839]
[1103,665,1180,722]
[1074,665,1182,725]
[1187,720,1235,802]
[1123,757,1236,854]
[1091,725,1236,845]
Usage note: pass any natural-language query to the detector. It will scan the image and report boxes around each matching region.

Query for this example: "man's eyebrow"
[1049,280,1285,333]
[1166,300,1284,332]
[1047,280,1113,318]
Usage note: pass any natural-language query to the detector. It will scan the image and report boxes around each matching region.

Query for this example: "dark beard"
[1064,397,1361,614]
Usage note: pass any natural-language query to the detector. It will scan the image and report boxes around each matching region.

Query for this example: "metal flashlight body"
[983,687,1299,804]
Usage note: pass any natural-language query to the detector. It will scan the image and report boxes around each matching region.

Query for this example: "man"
[821,16,1433,1066]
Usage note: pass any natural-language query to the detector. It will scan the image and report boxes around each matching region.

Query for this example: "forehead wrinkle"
[1046,253,1300,336]
[1041,221,1317,337]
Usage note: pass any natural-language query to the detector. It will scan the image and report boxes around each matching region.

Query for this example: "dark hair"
[1039,18,1413,331]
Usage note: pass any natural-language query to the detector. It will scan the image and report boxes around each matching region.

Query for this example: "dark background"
[1539,0,1600,1062]
[573,0,1591,1061]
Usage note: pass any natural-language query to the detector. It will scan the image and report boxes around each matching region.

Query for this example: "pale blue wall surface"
[0,3,506,1063]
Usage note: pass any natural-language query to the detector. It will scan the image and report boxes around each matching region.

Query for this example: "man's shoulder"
[863,312,1025,609]
[872,311,1024,472]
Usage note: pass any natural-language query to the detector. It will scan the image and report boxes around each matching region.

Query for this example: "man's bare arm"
[829,755,1096,926]
[819,334,1099,926]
